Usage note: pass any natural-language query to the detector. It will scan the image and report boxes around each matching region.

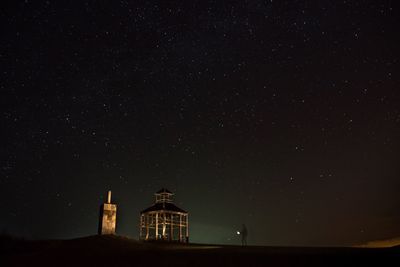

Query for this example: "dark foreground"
[1,235,399,267]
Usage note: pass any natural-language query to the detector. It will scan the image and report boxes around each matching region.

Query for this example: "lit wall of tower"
[98,191,117,235]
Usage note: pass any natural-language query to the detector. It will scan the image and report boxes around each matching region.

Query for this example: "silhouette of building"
[98,190,117,235]
[139,188,189,242]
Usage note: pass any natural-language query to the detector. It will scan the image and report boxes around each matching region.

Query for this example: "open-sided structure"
[139,188,189,242]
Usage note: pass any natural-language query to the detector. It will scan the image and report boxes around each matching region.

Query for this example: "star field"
[0,1,399,246]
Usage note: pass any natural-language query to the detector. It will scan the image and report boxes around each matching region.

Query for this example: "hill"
[356,237,400,248]
[1,235,398,266]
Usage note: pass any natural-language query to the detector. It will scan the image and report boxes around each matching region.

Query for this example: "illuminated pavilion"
[139,188,189,243]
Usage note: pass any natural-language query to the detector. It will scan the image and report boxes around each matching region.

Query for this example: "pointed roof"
[140,202,187,214]
[156,188,173,194]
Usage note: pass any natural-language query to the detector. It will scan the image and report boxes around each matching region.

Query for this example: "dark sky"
[1,0,399,246]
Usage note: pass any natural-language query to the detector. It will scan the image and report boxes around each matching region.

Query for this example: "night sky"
[1,1,399,246]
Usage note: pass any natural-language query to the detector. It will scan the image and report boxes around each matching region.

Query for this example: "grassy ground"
[1,235,399,266]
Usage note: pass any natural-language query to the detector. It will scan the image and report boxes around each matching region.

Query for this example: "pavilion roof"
[156,188,173,194]
[140,202,187,214]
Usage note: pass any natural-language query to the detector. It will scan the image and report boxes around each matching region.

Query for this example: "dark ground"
[1,235,398,266]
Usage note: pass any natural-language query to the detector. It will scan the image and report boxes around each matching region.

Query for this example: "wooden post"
[162,213,166,239]
[169,214,173,241]
[179,214,182,242]
[186,214,189,242]
[145,215,149,240]
[155,213,159,240]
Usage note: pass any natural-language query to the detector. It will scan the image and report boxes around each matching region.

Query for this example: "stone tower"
[98,190,117,235]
